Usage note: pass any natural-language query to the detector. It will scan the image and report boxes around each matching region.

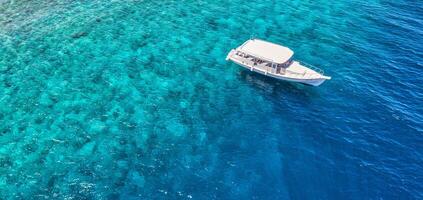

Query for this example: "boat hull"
[228,57,329,86]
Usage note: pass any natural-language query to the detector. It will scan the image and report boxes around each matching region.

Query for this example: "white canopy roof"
[237,39,294,64]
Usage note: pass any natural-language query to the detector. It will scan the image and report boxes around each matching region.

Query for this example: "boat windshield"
[282,58,293,67]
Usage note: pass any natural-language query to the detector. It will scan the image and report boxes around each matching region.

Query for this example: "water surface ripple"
[0,0,422,199]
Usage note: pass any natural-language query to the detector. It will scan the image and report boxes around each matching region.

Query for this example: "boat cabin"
[233,39,295,74]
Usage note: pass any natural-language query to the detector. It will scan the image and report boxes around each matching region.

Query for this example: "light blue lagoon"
[0,0,422,199]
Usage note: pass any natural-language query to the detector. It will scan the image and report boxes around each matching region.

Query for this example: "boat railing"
[299,62,325,75]
[284,69,322,79]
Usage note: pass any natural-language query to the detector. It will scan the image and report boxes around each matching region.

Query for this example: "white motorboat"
[226,39,331,86]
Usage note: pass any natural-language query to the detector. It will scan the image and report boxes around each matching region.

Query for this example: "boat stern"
[226,49,236,61]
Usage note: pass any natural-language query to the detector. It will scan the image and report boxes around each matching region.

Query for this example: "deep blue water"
[0,0,422,199]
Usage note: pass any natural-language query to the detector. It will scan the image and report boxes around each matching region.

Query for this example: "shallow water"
[0,0,422,199]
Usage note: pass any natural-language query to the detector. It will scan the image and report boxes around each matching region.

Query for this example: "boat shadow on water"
[238,69,322,104]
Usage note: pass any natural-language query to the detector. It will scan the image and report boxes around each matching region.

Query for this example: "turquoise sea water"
[1,0,422,199]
